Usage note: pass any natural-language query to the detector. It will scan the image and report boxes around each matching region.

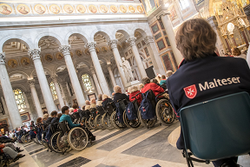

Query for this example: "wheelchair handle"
[155,91,167,99]
[131,92,141,100]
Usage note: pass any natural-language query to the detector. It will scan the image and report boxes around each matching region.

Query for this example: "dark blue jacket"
[113,93,129,104]
[167,53,250,117]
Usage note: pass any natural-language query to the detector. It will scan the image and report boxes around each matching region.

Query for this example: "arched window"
[13,89,26,110]
[82,74,92,91]
[50,82,58,100]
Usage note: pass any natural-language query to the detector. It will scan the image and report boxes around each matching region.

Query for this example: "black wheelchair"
[88,108,98,130]
[110,99,129,129]
[0,152,15,167]
[56,121,89,151]
[20,130,32,144]
[101,102,115,129]
[94,106,106,129]
[79,109,91,129]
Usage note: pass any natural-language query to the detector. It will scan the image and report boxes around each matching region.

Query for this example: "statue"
[120,57,134,83]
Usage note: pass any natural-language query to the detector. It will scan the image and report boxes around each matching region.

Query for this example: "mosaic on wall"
[0,3,144,16]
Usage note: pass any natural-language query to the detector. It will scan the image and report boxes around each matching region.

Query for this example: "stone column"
[51,75,64,109]
[144,36,165,74]
[28,79,43,117]
[0,53,22,128]
[126,37,147,78]
[90,67,103,95]
[109,40,127,87]
[156,11,183,65]
[85,42,110,95]
[59,83,69,106]
[28,49,57,113]
[59,45,85,107]
[107,63,116,87]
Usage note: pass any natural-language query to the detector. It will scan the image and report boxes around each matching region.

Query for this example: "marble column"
[90,67,103,95]
[0,53,22,128]
[144,36,165,74]
[59,45,85,107]
[60,83,69,106]
[156,11,183,65]
[126,37,147,78]
[28,49,57,113]
[85,42,110,95]
[109,40,127,87]
[28,79,43,117]
[107,63,116,87]
[51,75,64,109]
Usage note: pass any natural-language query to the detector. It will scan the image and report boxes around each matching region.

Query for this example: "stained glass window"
[13,89,26,110]
[82,74,92,91]
[50,82,58,100]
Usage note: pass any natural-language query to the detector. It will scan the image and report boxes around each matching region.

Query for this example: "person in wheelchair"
[90,98,97,109]
[29,121,37,139]
[129,85,142,105]
[97,94,103,106]
[0,143,25,162]
[59,106,95,141]
[113,85,129,104]
[102,94,115,108]
[167,18,250,167]
[45,111,58,141]
[85,100,91,110]
[141,77,165,98]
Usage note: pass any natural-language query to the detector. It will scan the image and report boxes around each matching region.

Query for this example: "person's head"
[152,78,158,84]
[127,86,132,93]
[166,70,173,77]
[31,121,34,125]
[114,85,122,93]
[139,84,144,90]
[43,114,48,120]
[36,117,42,124]
[161,75,166,80]
[85,100,90,105]
[51,110,58,117]
[72,103,78,109]
[82,105,85,110]
[69,108,74,114]
[176,18,217,61]
[98,94,102,101]
[102,94,108,100]
[142,77,150,85]
[130,85,139,93]
[57,113,62,119]
[2,6,7,10]
[90,98,96,104]
[61,106,69,114]
[231,47,241,56]
[43,110,48,115]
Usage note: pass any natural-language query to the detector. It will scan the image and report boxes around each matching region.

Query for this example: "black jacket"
[113,93,129,104]
[167,53,250,117]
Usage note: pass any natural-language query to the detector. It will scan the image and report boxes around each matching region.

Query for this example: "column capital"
[85,42,96,52]
[0,53,6,65]
[58,45,71,55]
[28,48,41,61]
[126,37,137,47]
[27,79,36,87]
[156,11,170,20]
[108,40,118,49]
[144,36,154,45]
[50,74,58,82]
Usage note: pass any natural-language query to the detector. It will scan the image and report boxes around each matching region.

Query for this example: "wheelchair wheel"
[110,111,126,129]
[138,108,157,129]
[50,131,62,153]
[88,116,95,130]
[33,135,39,144]
[156,99,175,125]
[67,127,89,151]
[21,134,31,143]
[123,111,141,128]
[94,114,103,130]
[101,113,113,129]
[56,131,71,153]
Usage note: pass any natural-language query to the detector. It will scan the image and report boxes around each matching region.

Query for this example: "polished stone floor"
[10,122,250,167]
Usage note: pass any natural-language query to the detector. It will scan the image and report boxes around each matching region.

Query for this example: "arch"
[0,35,34,53]
[66,32,89,45]
[34,32,63,48]
[115,29,131,40]
[92,30,112,42]
[9,71,29,79]
[76,61,91,69]
[30,67,52,78]
[134,28,147,38]
[12,84,28,92]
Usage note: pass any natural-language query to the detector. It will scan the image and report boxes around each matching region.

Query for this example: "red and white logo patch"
[183,84,197,99]
[142,107,146,112]
[128,109,130,113]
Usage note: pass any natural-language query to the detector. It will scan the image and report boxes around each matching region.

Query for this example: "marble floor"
[10,122,250,167]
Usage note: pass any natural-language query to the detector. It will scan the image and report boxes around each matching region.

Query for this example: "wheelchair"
[20,130,32,144]
[94,106,106,129]
[0,152,12,167]
[88,108,98,130]
[56,121,89,151]
[80,109,91,129]
[101,102,115,129]
[70,112,81,124]
[110,99,128,129]
[123,95,141,128]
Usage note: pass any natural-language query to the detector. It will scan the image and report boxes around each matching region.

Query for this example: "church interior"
[0,0,250,167]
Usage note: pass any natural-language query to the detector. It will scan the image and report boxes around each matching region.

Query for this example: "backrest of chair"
[58,121,70,133]
[116,99,128,111]
[105,102,115,115]
[96,106,105,115]
[180,92,250,160]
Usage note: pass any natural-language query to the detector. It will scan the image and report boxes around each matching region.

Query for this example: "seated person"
[97,94,103,106]
[0,143,25,161]
[45,111,58,141]
[139,84,144,91]
[85,100,91,110]
[90,98,96,109]
[29,121,36,139]
[166,70,173,80]
[36,117,43,143]
[160,75,167,86]
[167,18,250,167]
[152,78,160,86]
[102,94,115,108]
[129,85,142,105]
[59,106,95,140]
[141,77,165,97]
[69,108,74,115]
[113,85,129,104]
[72,104,79,113]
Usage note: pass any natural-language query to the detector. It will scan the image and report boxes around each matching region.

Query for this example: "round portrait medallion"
[120,5,127,13]
[100,5,108,13]
[129,6,135,13]
[64,4,74,14]
[17,4,30,15]
[137,5,143,13]
[110,5,118,13]
[34,4,46,14]
[89,5,97,14]
[50,4,60,14]
[45,54,53,62]
[76,4,86,14]
[56,52,64,60]
[0,4,12,15]
[21,57,30,66]
[8,59,18,68]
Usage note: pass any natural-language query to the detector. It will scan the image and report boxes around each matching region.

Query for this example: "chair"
[179,92,250,167]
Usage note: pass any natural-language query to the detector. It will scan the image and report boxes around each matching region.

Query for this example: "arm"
[65,115,80,128]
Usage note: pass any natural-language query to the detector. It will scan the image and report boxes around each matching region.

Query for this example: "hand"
[80,123,83,126]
